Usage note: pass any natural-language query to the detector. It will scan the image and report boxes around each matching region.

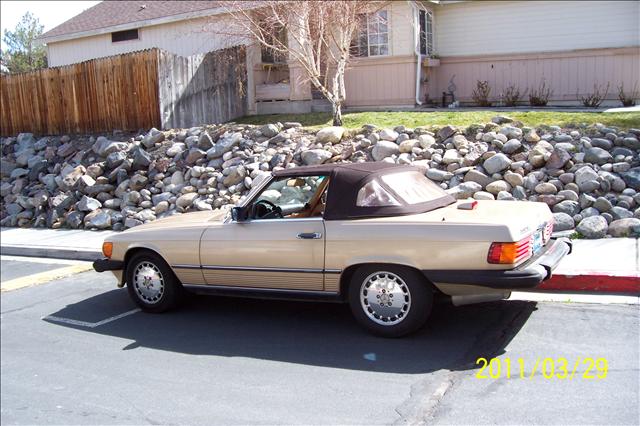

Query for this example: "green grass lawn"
[236,110,640,131]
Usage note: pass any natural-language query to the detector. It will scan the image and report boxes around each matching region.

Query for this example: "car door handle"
[297,232,322,239]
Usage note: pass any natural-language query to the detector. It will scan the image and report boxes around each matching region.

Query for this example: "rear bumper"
[422,237,572,289]
[93,257,124,273]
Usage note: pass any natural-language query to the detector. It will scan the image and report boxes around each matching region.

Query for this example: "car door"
[199,175,328,291]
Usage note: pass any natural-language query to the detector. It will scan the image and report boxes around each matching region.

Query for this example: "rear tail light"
[543,219,554,242]
[487,236,532,264]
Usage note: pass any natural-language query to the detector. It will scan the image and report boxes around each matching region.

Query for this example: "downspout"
[409,1,423,106]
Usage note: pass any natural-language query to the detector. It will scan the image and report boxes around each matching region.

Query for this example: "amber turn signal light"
[102,242,113,258]
[487,237,532,264]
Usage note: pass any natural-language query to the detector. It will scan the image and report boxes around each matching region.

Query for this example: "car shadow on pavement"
[44,289,536,374]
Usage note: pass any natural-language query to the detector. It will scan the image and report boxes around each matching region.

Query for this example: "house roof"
[39,1,225,43]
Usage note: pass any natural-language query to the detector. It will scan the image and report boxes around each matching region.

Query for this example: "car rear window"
[355,171,448,207]
[381,171,447,205]
[356,179,401,207]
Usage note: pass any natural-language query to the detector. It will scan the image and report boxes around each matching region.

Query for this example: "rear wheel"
[348,265,433,337]
[126,251,181,313]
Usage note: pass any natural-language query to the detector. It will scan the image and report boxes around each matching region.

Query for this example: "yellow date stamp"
[475,357,608,380]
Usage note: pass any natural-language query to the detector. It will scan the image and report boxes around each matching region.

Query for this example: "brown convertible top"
[273,163,456,220]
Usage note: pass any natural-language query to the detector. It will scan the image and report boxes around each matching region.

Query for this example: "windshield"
[354,171,448,207]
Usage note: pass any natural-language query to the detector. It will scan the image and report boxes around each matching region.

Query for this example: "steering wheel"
[251,199,283,219]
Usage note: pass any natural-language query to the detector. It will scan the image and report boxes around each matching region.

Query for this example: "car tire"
[126,251,181,313]
[348,265,433,337]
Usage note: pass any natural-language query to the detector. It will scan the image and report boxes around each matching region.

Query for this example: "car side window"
[249,175,329,220]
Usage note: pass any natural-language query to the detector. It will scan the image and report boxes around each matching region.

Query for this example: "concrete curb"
[541,273,640,295]
[0,245,101,262]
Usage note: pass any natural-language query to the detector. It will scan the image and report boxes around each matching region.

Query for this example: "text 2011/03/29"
[475,357,608,380]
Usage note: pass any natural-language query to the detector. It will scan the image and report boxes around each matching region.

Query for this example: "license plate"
[532,231,543,253]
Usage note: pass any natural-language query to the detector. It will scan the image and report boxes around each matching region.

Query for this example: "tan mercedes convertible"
[94,163,571,337]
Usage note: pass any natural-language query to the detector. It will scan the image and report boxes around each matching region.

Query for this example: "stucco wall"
[434,0,640,57]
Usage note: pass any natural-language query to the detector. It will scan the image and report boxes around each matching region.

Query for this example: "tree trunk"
[332,102,343,126]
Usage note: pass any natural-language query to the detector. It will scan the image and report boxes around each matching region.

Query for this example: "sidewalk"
[0,227,114,261]
[540,238,639,294]
[0,227,638,294]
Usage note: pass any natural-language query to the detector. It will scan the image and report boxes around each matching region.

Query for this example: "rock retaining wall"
[1,117,639,238]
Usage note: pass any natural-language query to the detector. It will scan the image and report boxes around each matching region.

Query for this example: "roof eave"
[38,6,228,45]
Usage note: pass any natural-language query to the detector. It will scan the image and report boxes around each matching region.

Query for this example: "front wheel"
[126,251,181,313]
[348,265,433,337]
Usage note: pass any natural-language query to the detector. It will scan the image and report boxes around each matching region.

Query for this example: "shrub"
[502,84,526,107]
[580,82,610,108]
[529,79,553,106]
[472,80,492,107]
[617,83,638,107]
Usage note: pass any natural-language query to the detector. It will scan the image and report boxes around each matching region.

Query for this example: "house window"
[261,25,287,64]
[112,29,139,43]
[419,10,433,56]
[352,10,389,57]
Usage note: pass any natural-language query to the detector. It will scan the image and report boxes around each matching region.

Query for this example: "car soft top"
[273,163,456,220]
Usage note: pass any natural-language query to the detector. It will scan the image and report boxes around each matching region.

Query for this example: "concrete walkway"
[0,227,115,260]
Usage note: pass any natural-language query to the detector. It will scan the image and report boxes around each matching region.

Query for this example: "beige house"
[40,0,640,114]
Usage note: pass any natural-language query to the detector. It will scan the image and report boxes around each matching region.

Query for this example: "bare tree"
[220,1,386,125]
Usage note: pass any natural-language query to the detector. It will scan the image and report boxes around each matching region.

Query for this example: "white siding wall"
[435,1,640,57]
[389,1,415,57]
[47,15,244,67]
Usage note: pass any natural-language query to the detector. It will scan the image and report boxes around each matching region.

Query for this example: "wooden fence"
[0,46,247,136]
[1,50,160,136]
[159,46,247,129]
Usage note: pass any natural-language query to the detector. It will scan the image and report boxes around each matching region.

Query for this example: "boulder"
[546,148,571,169]
[260,124,280,138]
[77,195,102,212]
[207,132,242,158]
[83,209,112,229]
[379,128,399,142]
[620,167,640,191]
[301,149,332,165]
[501,139,522,154]
[132,147,152,170]
[142,128,165,148]
[426,169,453,182]
[418,134,436,149]
[584,147,613,165]
[176,193,198,209]
[223,166,246,186]
[371,141,400,161]
[482,153,511,174]
[552,212,575,231]
[486,180,511,195]
[607,218,640,237]
[437,125,457,140]
[553,200,580,216]
[574,167,600,192]
[447,181,482,199]
[576,215,608,239]
[315,127,344,144]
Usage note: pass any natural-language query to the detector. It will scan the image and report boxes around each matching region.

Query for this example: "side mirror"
[231,206,247,222]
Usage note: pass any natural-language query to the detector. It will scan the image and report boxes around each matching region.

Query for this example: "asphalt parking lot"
[1,256,638,425]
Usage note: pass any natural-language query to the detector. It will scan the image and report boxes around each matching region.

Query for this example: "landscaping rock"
[315,127,344,144]
[607,218,640,237]
[576,215,608,239]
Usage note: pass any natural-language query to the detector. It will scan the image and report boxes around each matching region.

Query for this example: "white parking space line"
[43,308,141,328]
